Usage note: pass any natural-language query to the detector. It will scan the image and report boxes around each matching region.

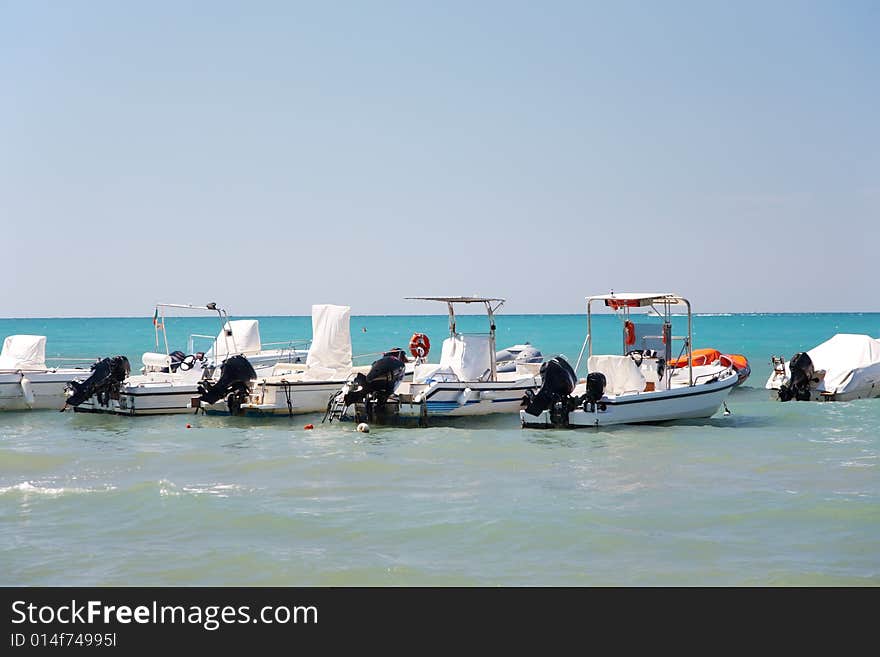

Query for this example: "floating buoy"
[304,423,314,430]
[356,423,370,433]
[186,423,192,429]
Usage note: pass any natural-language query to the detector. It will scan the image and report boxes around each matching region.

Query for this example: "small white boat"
[195,304,355,416]
[326,297,542,425]
[66,303,308,415]
[766,333,880,402]
[0,335,96,411]
[521,292,738,428]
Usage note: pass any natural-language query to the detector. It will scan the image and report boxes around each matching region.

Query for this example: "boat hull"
[0,370,91,411]
[337,379,539,423]
[521,373,738,428]
[72,381,201,415]
[200,380,347,416]
[398,381,536,418]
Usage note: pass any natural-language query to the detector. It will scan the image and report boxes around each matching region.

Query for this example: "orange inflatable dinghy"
[668,349,751,386]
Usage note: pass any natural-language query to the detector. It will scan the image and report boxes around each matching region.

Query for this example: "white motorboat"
[0,335,96,411]
[521,292,739,428]
[66,302,308,415]
[766,333,880,402]
[325,297,542,426]
[195,304,355,416]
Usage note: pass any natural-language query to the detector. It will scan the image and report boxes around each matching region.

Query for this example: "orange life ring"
[409,333,431,359]
[624,320,636,346]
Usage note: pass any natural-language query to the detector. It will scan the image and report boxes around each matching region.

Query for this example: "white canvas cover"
[588,355,646,396]
[0,335,47,370]
[305,305,352,376]
[808,334,880,394]
[205,320,262,360]
[438,335,493,382]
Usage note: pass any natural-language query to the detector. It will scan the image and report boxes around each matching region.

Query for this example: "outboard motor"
[521,356,578,421]
[66,356,131,407]
[778,351,815,402]
[383,347,410,363]
[326,355,406,423]
[583,372,607,405]
[343,356,406,406]
[197,355,257,414]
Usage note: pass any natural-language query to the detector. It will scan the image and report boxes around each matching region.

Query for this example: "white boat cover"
[305,305,352,376]
[0,335,47,370]
[808,334,880,394]
[438,335,493,382]
[205,320,262,360]
[588,355,646,396]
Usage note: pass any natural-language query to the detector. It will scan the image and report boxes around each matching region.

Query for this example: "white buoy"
[356,422,370,433]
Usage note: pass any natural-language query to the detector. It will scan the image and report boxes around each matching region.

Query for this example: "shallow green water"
[1,314,878,585]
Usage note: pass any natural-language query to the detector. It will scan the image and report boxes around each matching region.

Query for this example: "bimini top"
[587,293,686,308]
[407,296,505,304]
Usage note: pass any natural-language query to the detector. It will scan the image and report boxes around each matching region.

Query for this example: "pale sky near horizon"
[1,1,878,318]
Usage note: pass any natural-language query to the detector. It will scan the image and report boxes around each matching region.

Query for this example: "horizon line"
[2,311,879,320]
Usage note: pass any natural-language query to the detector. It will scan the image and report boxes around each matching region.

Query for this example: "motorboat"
[65,302,308,415]
[195,304,355,416]
[0,335,96,411]
[325,297,543,426]
[766,333,880,401]
[521,292,739,428]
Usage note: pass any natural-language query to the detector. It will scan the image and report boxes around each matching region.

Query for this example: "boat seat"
[588,355,646,396]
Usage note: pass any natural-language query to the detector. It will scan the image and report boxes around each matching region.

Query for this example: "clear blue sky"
[2,1,877,317]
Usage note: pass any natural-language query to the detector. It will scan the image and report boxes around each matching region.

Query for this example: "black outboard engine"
[343,356,405,405]
[778,351,815,402]
[583,372,607,405]
[327,355,406,423]
[382,347,410,363]
[521,357,578,423]
[197,355,257,415]
[66,356,131,407]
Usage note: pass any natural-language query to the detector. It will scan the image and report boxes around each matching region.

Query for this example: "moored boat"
[195,304,355,416]
[0,335,96,411]
[766,333,880,401]
[65,303,308,415]
[325,297,543,425]
[521,292,739,428]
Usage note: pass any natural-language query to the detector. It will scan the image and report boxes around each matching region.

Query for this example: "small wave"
[0,481,116,497]
[181,483,256,498]
[157,479,254,498]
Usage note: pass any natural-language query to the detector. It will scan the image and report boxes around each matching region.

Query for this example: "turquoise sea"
[1,313,878,585]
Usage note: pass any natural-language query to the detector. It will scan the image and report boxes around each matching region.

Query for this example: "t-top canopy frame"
[576,292,695,387]
[406,296,506,381]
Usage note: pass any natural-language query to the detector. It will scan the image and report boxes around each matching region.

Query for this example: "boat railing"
[44,357,101,368]
[187,335,311,357]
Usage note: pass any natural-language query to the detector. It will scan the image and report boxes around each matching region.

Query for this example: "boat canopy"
[0,335,47,370]
[406,296,504,304]
[305,304,352,374]
[808,334,880,394]
[439,335,493,381]
[205,320,262,360]
[587,293,686,308]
